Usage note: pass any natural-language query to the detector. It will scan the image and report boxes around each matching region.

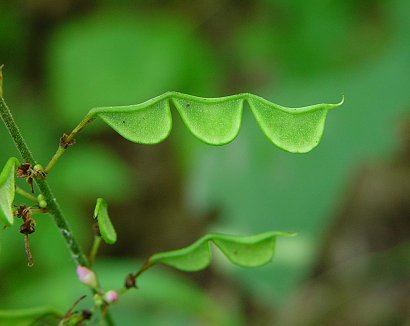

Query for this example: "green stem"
[44,113,94,173]
[30,208,48,214]
[15,186,38,202]
[134,260,153,279]
[45,147,65,173]
[89,236,102,266]
[0,101,36,164]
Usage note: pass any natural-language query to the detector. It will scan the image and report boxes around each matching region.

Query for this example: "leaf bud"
[104,290,119,303]
[93,293,104,306]
[76,266,98,288]
[39,200,48,208]
[33,164,43,172]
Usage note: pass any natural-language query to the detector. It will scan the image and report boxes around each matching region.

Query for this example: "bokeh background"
[0,0,409,325]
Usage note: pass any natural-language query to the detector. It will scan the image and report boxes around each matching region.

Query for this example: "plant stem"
[45,113,94,173]
[44,147,65,173]
[30,208,48,214]
[0,100,36,165]
[15,186,38,202]
[89,236,102,266]
[0,96,89,266]
[0,65,3,97]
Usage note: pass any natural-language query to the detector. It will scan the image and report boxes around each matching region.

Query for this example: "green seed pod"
[37,194,45,201]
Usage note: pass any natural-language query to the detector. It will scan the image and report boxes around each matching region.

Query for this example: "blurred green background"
[1,0,409,325]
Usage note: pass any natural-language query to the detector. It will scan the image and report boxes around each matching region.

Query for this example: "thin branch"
[45,113,94,173]
[89,236,102,267]
[15,186,38,202]
[62,295,87,320]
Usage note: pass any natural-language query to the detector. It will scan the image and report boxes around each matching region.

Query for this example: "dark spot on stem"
[60,133,76,149]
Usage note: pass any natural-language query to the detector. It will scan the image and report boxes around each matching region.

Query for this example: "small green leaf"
[0,157,20,226]
[0,306,61,326]
[89,92,342,153]
[149,231,294,272]
[94,198,117,244]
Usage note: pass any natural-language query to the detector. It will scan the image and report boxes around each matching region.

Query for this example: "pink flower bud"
[76,266,98,288]
[104,290,119,303]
